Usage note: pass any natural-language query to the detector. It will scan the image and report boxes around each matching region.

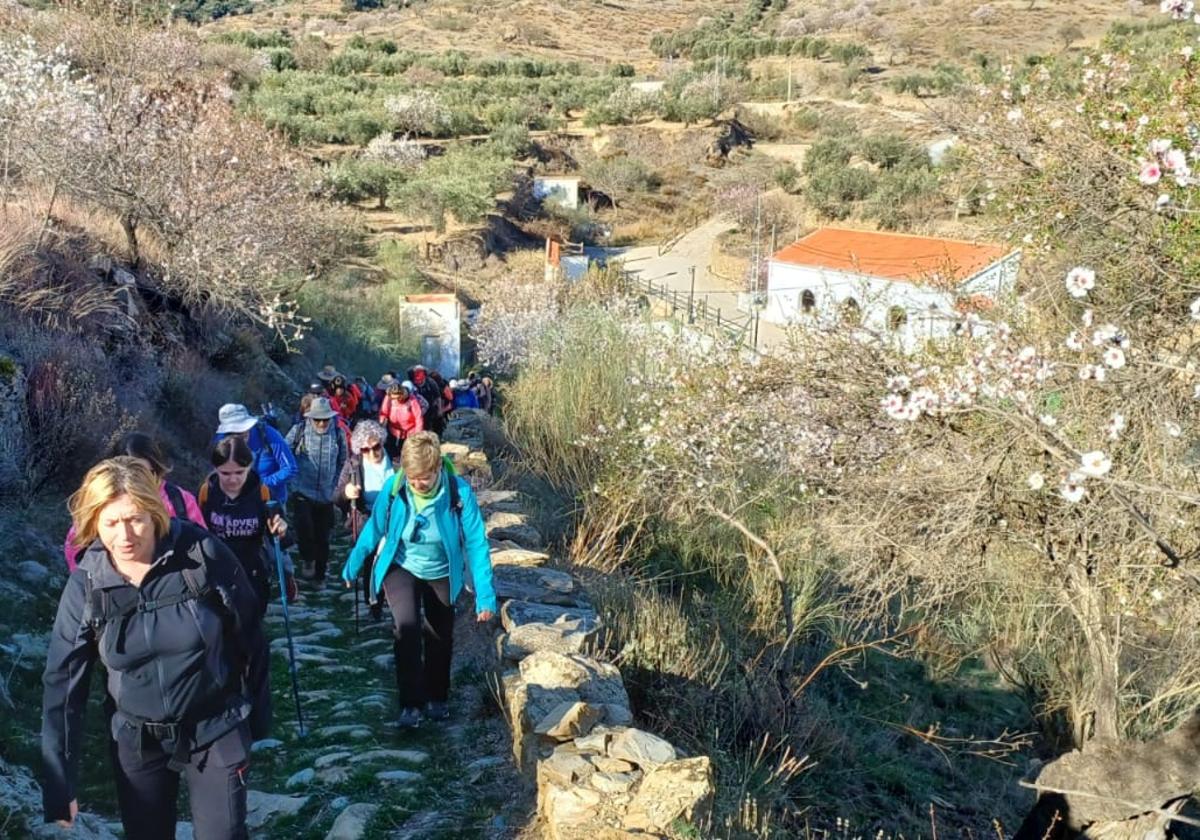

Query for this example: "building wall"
[763,250,1021,351]
[533,177,581,210]
[400,295,461,377]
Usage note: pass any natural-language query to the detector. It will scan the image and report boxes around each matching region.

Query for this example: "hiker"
[63,432,206,571]
[335,420,396,620]
[353,375,377,420]
[407,365,444,435]
[213,403,298,504]
[200,436,298,615]
[478,376,495,415]
[429,371,455,431]
[327,373,360,423]
[449,378,480,411]
[285,396,348,583]
[42,457,269,840]
[378,380,424,460]
[341,431,496,728]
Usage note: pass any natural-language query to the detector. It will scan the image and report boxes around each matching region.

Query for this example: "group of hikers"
[40,363,498,840]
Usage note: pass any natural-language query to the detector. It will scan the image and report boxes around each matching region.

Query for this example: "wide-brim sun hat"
[304,396,338,420]
[317,364,341,382]
[217,403,257,434]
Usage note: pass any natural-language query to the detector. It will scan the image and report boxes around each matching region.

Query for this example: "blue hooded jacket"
[212,422,298,504]
[341,470,496,615]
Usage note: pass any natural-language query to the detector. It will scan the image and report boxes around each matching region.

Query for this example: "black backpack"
[164,482,187,521]
[80,526,245,669]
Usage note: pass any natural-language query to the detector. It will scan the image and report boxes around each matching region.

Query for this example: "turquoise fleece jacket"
[341,472,497,615]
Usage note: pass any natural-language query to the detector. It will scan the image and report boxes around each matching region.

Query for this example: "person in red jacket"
[328,374,360,423]
[378,380,424,459]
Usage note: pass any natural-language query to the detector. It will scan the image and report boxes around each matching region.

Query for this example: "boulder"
[498,600,600,660]
[590,771,639,795]
[492,566,583,608]
[324,803,379,840]
[245,791,310,830]
[623,756,714,833]
[1020,712,1200,833]
[608,728,678,770]
[486,512,543,548]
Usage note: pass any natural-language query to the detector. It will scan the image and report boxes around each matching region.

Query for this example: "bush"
[807,166,877,218]
[860,132,928,169]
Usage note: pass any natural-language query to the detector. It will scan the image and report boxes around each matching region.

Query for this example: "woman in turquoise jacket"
[341,431,496,728]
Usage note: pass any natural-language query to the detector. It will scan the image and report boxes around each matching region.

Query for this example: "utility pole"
[688,266,696,324]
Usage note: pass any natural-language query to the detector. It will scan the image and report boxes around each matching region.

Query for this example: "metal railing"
[621,270,760,350]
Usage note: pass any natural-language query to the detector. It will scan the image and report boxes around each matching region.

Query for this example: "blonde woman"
[341,431,496,728]
[42,457,268,840]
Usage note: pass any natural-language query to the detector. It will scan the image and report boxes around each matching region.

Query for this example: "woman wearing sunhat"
[285,396,348,583]
[213,403,298,504]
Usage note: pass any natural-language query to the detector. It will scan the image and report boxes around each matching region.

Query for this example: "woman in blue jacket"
[341,431,495,728]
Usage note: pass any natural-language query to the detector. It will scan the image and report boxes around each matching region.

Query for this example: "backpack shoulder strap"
[197,481,209,508]
[164,482,187,519]
[446,468,462,514]
[259,483,271,503]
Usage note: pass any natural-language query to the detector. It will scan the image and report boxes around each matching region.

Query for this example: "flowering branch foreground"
[483,6,1200,765]
[0,16,349,340]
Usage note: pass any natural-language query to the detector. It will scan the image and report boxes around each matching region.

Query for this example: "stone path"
[224,422,539,839]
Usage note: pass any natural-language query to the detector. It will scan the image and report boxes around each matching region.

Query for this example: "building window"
[887,306,908,331]
[840,297,861,325]
[801,290,816,312]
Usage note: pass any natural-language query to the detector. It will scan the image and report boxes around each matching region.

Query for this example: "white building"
[532,175,581,210]
[763,228,1021,351]
[399,293,461,377]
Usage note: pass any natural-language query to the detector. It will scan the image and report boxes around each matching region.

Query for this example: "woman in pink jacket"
[63,432,206,570]
[378,380,425,460]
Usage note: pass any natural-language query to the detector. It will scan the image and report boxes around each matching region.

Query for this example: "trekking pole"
[350,507,362,636]
[268,520,306,738]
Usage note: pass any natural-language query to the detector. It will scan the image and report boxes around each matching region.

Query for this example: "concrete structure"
[399,293,461,377]
[532,176,581,210]
[630,80,666,95]
[764,228,1020,351]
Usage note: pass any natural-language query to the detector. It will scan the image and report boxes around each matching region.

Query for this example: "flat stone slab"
[485,512,544,549]
[246,791,310,830]
[498,600,600,660]
[492,565,584,607]
[476,489,524,513]
[315,751,354,769]
[492,548,551,568]
[356,748,429,765]
[375,769,421,784]
[324,803,380,840]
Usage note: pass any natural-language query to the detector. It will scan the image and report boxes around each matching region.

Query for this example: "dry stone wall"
[443,410,716,840]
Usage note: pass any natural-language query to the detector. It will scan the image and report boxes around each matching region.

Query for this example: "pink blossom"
[1140,161,1163,185]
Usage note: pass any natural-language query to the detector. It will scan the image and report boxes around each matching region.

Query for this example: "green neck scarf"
[408,471,442,512]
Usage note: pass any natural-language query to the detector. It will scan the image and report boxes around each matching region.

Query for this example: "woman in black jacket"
[42,457,269,840]
[200,436,297,614]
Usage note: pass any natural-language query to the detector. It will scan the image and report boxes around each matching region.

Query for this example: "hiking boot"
[425,701,450,722]
[387,707,422,729]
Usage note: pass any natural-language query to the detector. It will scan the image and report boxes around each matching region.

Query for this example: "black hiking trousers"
[292,495,334,580]
[113,720,251,840]
[381,566,454,709]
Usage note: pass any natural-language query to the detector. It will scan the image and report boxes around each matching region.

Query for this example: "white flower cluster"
[1161,0,1197,22]
[880,327,1053,423]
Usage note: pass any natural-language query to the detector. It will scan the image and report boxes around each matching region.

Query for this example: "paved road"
[589,216,792,352]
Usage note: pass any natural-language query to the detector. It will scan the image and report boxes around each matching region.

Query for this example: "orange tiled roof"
[771,228,1009,285]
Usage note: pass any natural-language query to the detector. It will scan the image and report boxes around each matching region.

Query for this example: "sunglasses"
[362,442,382,453]
[312,418,331,425]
